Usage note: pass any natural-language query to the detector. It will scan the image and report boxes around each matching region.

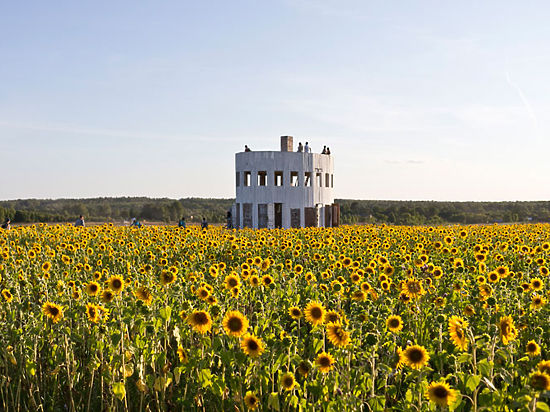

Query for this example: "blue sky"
[1,0,550,200]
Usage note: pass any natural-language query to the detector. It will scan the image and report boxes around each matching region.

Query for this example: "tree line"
[1,197,549,225]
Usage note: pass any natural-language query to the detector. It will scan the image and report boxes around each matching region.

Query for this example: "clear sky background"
[1,0,550,201]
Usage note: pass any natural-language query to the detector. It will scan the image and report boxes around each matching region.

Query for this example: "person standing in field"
[178,217,186,228]
[74,215,85,227]
[1,218,10,230]
[201,217,208,230]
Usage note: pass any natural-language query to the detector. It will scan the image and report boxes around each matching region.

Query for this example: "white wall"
[233,151,334,228]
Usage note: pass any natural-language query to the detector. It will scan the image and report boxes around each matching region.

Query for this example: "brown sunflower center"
[194,312,208,325]
[389,318,400,328]
[112,279,122,289]
[228,317,243,331]
[318,356,331,367]
[407,348,424,363]
[247,339,259,351]
[49,306,59,316]
[432,386,449,398]
[310,307,322,319]
[527,343,537,352]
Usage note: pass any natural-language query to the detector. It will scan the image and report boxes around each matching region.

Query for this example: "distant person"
[226,210,232,229]
[201,217,208,229]
[244,145,251,152]
[297,142,303,152]
[1,218,10,230]
[321,146,327,154]
[326,147,331,155]
[304,142,310,153]
[178,217,186,228]
[130,218,142,228]
[74,215,85,227]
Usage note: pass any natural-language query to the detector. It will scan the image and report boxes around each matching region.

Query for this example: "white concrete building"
[231,136,339,229]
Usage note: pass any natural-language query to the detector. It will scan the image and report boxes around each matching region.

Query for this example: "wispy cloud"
[505,71,540,137]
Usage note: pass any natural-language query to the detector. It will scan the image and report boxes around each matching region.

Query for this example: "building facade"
[231,136,339,229]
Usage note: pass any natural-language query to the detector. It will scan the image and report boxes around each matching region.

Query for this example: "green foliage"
[2,197,550,226]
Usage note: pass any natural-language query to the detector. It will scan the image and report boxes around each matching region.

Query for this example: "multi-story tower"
[232,136,339,229]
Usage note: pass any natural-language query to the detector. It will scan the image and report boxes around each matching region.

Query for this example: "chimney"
[280,136,293,152]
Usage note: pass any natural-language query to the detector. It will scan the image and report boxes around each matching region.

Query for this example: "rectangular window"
[236,172,240,187]
[316,173,322,187]
[244,171,251,187]
[257,171,267,186]
[290,171,299,186]
[325,173,330,188]
[274,171,283,186]
[331,174,334,188]
[304,172,312,187]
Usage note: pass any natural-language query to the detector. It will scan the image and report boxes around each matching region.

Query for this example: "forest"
[1,197,549,225]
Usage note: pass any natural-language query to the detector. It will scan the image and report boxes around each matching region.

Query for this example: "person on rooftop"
[304,142,310,153]
[297,142,303,152]
[244,145,251,152]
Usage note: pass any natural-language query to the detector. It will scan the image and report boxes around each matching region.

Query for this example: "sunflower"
[315,352,336,373]
[426,381,457,407]
[86,303,100,323]
[400,345,430,369]
[187,310,213,334]
[498,316,517,345]
[177,347,188,364]
[135,286,153,305]
[224,274,240,290]
[159,270,176,286]
[401,278,425,299]
[42,261,52,272]
[530,294,546,310]
[107,275,124,293]
[241,334,265,358]
[86,281,101,296]
[530,372,550,391]
[196,286,210,300]
[530,278,544,291]
[1,289,13,303]
[386,315,403,333]
[463,305,475,317]
[526,340,541,357]
[280,372,296,391]
[297,361,311,377]
[101,290,115,303]
[244,391,259,410]
[288,306,302,320]
[43,301,63,323]
[249,275,260,287]
[538,360,550,374]
[305,301,326,326]
[487,271,500,283]
[222,310,249,337]
[326,322,350,347]
[448,316,469,351]
[261,275,274,287]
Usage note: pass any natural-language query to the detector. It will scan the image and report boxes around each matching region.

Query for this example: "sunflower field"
[0,223,549,411]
